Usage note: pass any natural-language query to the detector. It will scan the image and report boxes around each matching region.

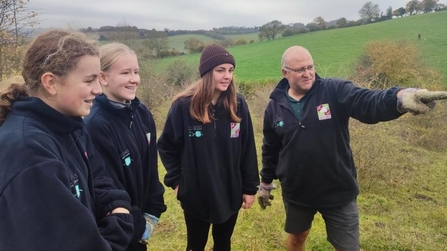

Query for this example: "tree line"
[88,0,446,58]
[0,0,446,80]
[259,0,445,41]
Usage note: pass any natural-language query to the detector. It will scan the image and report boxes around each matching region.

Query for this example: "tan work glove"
[398,88,446,115]
[415,90,447,102]
[257,183,276,210]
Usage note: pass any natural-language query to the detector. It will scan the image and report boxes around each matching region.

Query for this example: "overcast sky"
[29,0,419,30]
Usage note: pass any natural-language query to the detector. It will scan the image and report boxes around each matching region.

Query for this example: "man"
[258,45,440,251]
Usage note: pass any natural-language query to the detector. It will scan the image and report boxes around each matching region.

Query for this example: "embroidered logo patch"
[317,104,332,120]
[74,184,83,198]
[70,173,83,199]
[120,149,132,167]
[124,157,132,166]
[188,125,203,138]
[274,117,284,128]
[230,122,240,138]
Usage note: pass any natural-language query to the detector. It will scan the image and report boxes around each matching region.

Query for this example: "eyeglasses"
[284,65,314,74]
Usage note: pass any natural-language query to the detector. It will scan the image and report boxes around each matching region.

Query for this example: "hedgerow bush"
[351,40,444,89]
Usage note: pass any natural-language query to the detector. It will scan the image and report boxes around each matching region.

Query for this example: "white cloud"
[28,0,417,30]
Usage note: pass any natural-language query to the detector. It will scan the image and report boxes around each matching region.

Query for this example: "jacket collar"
[12,97,84,134]
[94,94,140,119]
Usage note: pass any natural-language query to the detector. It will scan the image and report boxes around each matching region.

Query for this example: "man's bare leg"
[286,229,310,251]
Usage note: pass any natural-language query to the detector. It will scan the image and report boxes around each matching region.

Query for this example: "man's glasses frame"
[284,65,314,74]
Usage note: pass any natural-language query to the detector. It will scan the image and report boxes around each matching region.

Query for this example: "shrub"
[137,61,175,110]
[351,40,443,89]
[235,39,247,46]
[164,59,198,86]
[243,82,276,132]
[397,102,447,152]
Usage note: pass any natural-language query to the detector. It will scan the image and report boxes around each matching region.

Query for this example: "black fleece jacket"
[84,94,166,245]
[0,97,133,251]
[261,75,403,208]
[158,94,259,224]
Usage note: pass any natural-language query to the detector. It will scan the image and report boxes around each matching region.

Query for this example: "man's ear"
[99,71,108,86]
[40,72,58,96]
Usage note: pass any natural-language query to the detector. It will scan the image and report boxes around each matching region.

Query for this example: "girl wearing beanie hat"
[158,44,259,251]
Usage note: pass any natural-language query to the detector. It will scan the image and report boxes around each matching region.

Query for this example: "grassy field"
[2,10,446,251]
[143,80,447,250]
[152,11,447,85]
[148,110,447,250]
[143,11,447,251]
[224,32,259,42]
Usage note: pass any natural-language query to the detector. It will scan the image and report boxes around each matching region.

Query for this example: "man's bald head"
[281,46,312,68]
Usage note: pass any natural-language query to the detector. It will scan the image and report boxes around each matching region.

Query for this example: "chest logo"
[230,122,240,138]
[188,125,203,138]
[274,117,284,128]
[121,149,132,167]
[70,173,83,199]
[317,103,332,120]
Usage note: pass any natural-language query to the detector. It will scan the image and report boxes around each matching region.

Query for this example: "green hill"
[168,33,259,53]
[154,11,447,84]
[168,34,216,52]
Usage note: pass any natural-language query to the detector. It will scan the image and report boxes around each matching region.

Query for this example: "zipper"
[212,106,217,138]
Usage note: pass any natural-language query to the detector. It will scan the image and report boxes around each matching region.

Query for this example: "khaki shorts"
[284,200,360,251]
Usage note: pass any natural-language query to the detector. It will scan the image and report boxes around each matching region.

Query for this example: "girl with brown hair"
[157,44,259,251]
[0,30,133,251]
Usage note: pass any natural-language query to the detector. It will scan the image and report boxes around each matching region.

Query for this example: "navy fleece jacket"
[158,94,259,224]
[261,75,403,208]
[84,94,166,244]
[0,97,133,251]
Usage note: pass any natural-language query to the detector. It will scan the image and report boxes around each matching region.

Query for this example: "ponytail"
[0,83,28,125]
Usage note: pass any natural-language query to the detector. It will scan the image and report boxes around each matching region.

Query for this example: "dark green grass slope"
[153,11,447,84]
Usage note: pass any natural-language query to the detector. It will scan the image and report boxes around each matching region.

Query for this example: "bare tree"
[393,7,407,17]
[305,17,326,32]
[0,0,37,80]
[385,6,393,19]
[144,29,169,58]
[406,0,421,15]
[420,0,439,13]
[258,20,285,41]
[104,19,140,48]
[313,16,326,30]
[336,17,347,28]
[359,1,381,23]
